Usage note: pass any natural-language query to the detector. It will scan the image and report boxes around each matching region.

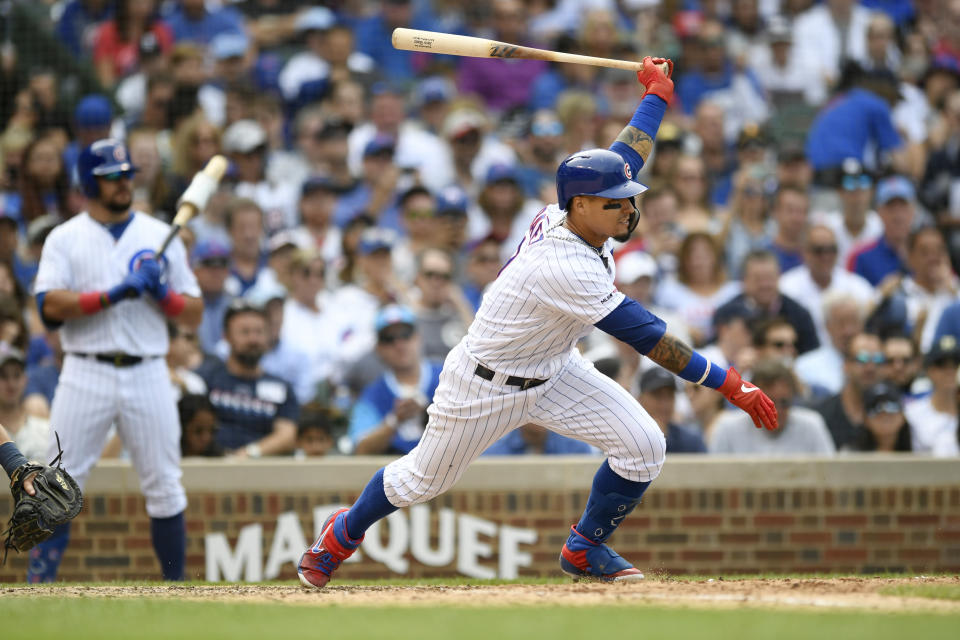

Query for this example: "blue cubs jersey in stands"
[349,362,443,455]
[198,358,299,450]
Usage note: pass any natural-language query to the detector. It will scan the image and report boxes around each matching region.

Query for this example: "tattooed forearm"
[645,332,693,374]
[615,126,655,164]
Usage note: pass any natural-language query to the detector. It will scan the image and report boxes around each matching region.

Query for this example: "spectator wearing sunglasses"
[881,332,922,398]
[905,335,960,456]
[814,159,882,267]
[411,248,473,363]
[815,332,885,449]
[348,305,442,456]
[844,382,913,453]
[779,224,876,347]
[795,294,865,397]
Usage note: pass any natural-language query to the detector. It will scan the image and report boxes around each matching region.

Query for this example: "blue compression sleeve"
[609,94,667,174]
[677,352,728,389]
[594,298,666,355]
[0,441,29,479]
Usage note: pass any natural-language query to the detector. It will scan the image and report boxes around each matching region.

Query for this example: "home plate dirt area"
[3,576,959,611]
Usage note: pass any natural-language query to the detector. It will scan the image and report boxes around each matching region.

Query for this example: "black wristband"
[0,441,29,479]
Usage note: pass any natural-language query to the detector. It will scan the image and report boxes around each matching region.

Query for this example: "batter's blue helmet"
[77,138,137,198]
[556,148,647,211]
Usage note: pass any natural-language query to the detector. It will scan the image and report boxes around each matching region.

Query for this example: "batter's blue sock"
[345,467,397,540]
[572,460,651,545]
[150,512,186,581]
[27,522,70,583]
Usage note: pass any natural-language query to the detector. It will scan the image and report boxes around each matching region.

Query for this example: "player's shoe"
[559,526,644,582]
[298,508,363,589]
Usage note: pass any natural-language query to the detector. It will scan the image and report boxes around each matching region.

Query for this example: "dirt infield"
[3,576,959,612]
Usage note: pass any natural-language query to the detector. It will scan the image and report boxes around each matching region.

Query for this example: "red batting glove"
[637,56,674,103]
[717,367,779,431]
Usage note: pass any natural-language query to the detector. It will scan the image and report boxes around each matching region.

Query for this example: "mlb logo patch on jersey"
[623,163,632,180]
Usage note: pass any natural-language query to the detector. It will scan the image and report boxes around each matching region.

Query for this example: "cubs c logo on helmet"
[114,146,127,162]
[623,163,632,180]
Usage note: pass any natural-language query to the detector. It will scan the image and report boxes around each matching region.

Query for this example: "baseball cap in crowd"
[0,342,25,369]
[616,251,658,285]
[840,158,872,191]
[363,134,396,158]
[529,111,563,138]
[435,185,469,217]
[301,174,338,197]
[485,163,520,186]
[924,334,960,366]
[639,367,676,394]
[246,282,288,308]
[192,239,231,265]
[222,119,267,154]
[375,304,417,339]
[672,10,704,39]
[875,175,915,206]
[862,381,903,416]
[211,33,249,61]
[296,6,336,32]
[442,108,486,140]
[655,121,683,149]
[74,94,112,130]
[766,15,792,43]
[737,123,768,150]
[416,76,454,106]
[358,228,397,255]
[268,228,312,254]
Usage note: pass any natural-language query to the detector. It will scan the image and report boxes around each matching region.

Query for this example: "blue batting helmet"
[77,138,137,198]
[556,148,647,211]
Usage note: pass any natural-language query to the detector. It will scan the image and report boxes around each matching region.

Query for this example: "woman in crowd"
[656,232,741,346]
[93,0,173,89]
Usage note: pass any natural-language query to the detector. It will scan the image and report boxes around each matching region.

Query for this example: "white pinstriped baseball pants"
[383,341,666,508]
[47,355,187,518]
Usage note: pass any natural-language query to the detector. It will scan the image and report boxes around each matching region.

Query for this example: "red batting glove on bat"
[637,56,674,103]
[717,367,779,431]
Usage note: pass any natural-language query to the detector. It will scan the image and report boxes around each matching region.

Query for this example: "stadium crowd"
[1,0,959,462]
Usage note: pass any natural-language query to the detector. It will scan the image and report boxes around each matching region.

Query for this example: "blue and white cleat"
[559,526,644,582]
[298,508,363,589]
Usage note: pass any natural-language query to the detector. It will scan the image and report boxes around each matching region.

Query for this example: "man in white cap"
[224,119,299,235]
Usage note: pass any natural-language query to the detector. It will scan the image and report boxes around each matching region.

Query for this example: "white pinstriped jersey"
[34,212,201,356]
[465,204,625,380]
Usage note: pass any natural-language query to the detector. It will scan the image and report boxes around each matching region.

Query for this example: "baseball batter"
[298,58,778,587]
[29,139,203,582]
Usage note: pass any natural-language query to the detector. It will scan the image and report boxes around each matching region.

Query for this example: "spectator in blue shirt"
[164,0,246,46]
[637,367,707,454]
[349,0,437,82]
[349,305,442,455]
[192,239,235,356]
[57,0,114,58]
[848,175,916,286]
[483,423,595,456]
[806,65,904,176]
[767,185,809,274]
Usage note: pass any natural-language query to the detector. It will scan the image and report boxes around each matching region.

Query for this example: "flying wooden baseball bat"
[392,28,666,74]
[156,154,228,259]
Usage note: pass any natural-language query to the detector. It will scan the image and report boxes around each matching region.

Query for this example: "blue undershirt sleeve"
[594,297,667,355]
[35,292,64,331]
[609,94,667,175]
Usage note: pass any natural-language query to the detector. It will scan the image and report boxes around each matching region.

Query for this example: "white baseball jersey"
[36,210,200,520]
[381,204,666,508]
[466,204,624,379]
[35,212,201,356]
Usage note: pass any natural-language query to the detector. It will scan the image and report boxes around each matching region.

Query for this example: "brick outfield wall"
[0,457,958,582]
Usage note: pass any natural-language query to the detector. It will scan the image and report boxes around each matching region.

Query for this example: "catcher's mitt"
[3,436,82,562]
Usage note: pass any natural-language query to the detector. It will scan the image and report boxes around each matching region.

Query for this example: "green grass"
[879,584,960,601]
[0,598,957,640]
